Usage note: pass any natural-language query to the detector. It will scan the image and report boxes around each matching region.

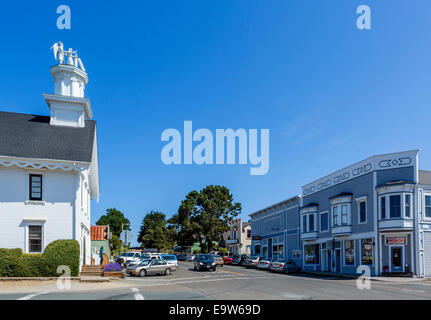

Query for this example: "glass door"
[391,247,403,272]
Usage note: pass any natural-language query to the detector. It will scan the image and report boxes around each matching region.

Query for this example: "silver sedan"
[127,259,176,277]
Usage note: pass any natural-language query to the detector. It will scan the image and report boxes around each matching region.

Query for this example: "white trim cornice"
[0,155,89,173]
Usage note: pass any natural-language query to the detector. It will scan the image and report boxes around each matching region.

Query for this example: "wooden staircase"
[80,265,104,277]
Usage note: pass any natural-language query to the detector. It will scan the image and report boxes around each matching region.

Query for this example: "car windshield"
[198,254,212,260]
[275,259,285,263]
[163,255,176,260]
[139,260,150,266]
[250,256,258,260]
[125,253,134,257]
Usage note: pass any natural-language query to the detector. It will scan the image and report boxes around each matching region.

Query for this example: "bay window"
[332,204,350,226]
[389,195,401,218]
[302,212,316,232]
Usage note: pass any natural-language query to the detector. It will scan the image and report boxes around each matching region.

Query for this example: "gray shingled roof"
[0,111,95,163]
[419,170,431,186]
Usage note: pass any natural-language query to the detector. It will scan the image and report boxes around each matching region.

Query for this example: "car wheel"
[139,270,147,277]
[165,268,171,276]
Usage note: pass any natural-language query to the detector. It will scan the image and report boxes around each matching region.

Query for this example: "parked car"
[223,255,234,265]
[161,254,178,266]
[118,252,142,266]
[243,256,262,268]
[257,258,276,270]
[187,255,195,262]
[211,254,224,267]
[231,254,249,266]
[176,254,188,261]
[126,254,156,268]
[194,254,217,271]
[127,259,176,277]
[270,259,301,274]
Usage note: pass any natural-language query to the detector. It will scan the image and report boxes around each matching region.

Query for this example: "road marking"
[132,287,144,300]
[217,269,245,276]
[401,288,426,293]
[17,291,49,300]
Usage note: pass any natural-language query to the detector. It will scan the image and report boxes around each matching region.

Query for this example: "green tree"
[138,211,177,252]
[173,185,241,253]
[96,208,130,237]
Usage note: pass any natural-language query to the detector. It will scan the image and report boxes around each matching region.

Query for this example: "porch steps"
[80,265,104,277]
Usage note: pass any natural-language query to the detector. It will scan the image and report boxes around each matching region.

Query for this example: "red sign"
[386,237,406,245]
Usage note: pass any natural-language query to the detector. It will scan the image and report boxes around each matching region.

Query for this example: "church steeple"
[43,42,93,128]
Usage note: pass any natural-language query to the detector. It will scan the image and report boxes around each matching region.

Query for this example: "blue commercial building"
[249,196,302,267]
[301,150,431,277]
[250,150,431,277]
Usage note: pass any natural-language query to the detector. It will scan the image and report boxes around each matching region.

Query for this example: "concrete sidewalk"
[302,270,426,283]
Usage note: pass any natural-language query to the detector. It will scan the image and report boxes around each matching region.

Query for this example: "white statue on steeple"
[51,41,86,71]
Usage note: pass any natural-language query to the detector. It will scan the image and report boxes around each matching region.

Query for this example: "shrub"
[104,262,122,272]
[22,254,47,277]
[0,248,24,277]
[0,239,80,277]
[43,240,80,277]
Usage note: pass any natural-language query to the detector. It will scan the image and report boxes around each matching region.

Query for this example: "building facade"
[249,196,302,266]
[0,45,99,267]
[300,150,431,277]
[224,219,252,255]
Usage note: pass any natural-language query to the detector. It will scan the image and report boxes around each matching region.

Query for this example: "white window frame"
[357,198,367,225]
[379,193,414,220]
[424,194,431,220]
[24,222,45,254]
[331,203,351,227]
[302,212,317,233]
[320,211,329,232]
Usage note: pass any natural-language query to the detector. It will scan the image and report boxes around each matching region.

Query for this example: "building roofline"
[301,149,420,189]
[249,195,301,218]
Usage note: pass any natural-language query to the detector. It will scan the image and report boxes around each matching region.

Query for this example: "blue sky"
[1,1,431,246]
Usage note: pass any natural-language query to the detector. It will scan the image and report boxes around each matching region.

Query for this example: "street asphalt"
[1,262,431,300]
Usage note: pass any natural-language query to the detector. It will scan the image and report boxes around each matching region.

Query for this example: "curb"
[0,277,80,281]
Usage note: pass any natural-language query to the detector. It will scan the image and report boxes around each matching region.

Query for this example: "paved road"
[1,262,431,300]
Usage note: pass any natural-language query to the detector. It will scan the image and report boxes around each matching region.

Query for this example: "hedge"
[0,239,80,277]
[0,248,25,277]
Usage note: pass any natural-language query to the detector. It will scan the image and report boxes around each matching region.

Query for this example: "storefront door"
[391,247,403,273]
[335,249,341,273]
[326,250,332,272]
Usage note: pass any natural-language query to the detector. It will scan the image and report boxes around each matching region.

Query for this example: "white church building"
[0,42,99,267]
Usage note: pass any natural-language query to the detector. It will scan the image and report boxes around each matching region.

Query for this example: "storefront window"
[263,247,267,257]
[278,244,284,258]
[344,240,355,265]
[304,244,319,265]
[254,245,260,255]
[273,245,278,256]
[361,238,373,265]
